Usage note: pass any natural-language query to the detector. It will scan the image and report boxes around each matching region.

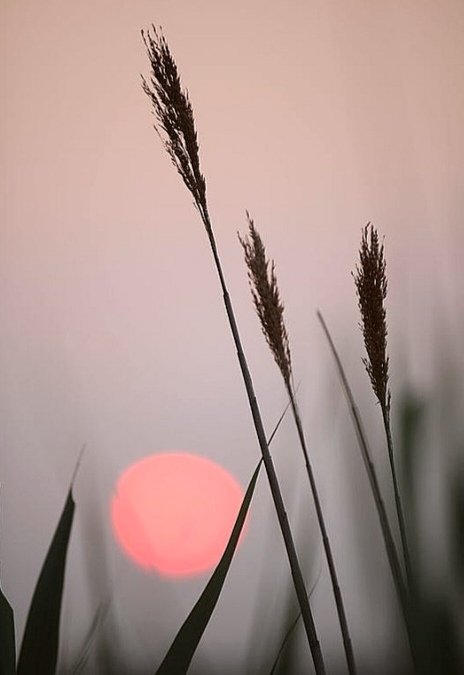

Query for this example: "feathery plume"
[239,213,292,388]
[353,223,390,414]
[353,224,413,592]
[240,216,358,675]
[141,26,208,221]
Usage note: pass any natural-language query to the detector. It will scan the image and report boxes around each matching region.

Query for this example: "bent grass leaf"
[269,567,322,675]
[155,459,262,675]
[17,489,75,675]
[0,585,15,675]
[70,596,111,675]
[154,397,292,675]
[270,612,301,675]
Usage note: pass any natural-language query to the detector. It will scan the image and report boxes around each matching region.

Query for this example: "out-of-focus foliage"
[397,390,464,675]
[0,583,15,675]
[17,489,75,675]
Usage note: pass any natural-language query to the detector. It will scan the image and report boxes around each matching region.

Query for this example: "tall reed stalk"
[353,225,412,588]
[316,311,419,671]
[141,26,325,674]
[239,215,357,675]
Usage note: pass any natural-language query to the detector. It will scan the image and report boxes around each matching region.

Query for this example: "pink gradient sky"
[1,1,464,671]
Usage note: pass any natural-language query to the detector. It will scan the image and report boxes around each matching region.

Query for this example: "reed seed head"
[141,26,208,220]
[353,223,391,414]
[239,213,293,389]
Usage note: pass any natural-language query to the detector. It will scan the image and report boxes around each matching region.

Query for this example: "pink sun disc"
[111,452,246,577]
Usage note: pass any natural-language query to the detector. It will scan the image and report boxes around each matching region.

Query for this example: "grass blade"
[316,313,415,648]
[156,394,292,672]
[269,568,321,675]
[17,446,84,675]
[270,612,301,675]
[267,383,300,447]
[17,490,74,675]
[70,597,111,675]
[155,459,262,675]
[0,585,15,675]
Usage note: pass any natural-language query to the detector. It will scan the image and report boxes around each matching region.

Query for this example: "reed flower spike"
[239,213,293,389]
[353,224,413,592]
[353,223,390,415]
[141,26,208,223]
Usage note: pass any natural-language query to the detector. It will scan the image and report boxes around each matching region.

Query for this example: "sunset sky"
[1,1,463,671]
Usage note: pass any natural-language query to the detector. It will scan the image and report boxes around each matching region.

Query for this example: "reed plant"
[239,214,357,675]
[2,24,463,675]
[316,311,414,663]
[353,225,412,589]
[141,26,325,674]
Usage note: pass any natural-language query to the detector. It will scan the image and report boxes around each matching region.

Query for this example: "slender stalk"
[287,386,357,675]
[269,567,322,675]
[316,310,420,670]
[141,28,325,674]
[382,406,414,589]
[240,216,355,674]
[202,209,326,674]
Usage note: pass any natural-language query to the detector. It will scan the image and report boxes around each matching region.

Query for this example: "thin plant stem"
[269,569,321,675]
[287,385,357,675]
[269,611,302,675]
[316,310,420,670]
[382,406,414,590]
[269,566,323,675]
[141,29,325,674]
[239,216,355,674]
[201,207,326,674]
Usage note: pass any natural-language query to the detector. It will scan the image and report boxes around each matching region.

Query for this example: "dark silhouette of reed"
[353,225,412,589]
[240,213,357,675]
[141,26,325,674]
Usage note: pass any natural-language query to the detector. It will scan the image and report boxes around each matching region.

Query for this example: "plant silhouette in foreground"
[240,214,357,675]
[353,225,412,588]
[316,310,414,663]
[3,24,462,675]
[141,25,325,674]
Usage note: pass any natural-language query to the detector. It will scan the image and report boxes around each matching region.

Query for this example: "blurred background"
[1,1,463,672]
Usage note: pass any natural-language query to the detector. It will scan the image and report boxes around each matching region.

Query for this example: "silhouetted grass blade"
[269,568,321,675]
[0,585,15,675]
[270,612,301,675]
[155,459,263,675]
[70,597,111,674]
[17,489,75,675]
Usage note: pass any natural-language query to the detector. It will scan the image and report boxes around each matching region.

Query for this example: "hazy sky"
[1,1,463,671]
